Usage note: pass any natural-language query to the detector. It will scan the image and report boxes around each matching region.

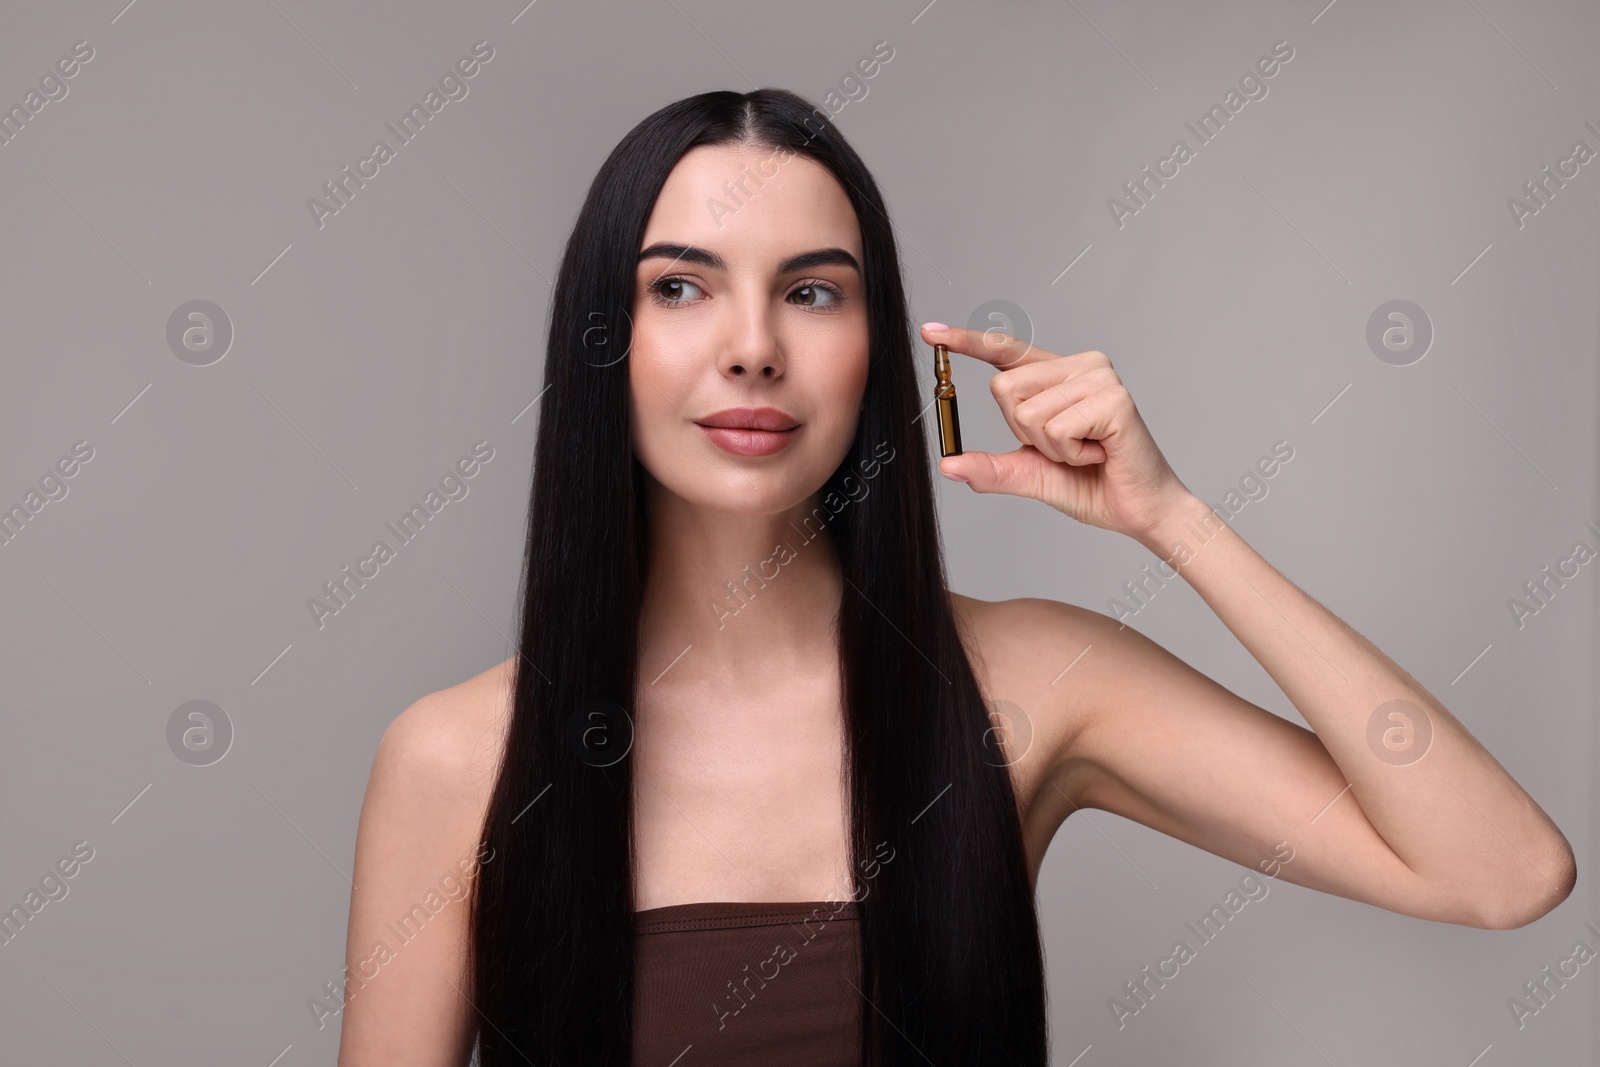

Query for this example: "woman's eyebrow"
[637,243,860,276]
[778,247,860,275]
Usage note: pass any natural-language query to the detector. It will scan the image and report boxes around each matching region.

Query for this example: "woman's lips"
[697,424,800,457]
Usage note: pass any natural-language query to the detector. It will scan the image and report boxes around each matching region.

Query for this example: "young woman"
[335,89,1575,1066]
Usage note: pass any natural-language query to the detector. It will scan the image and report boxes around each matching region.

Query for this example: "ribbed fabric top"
[631,898,863,1066]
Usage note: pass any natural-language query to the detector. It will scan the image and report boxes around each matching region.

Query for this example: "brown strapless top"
[631,898,863,1065]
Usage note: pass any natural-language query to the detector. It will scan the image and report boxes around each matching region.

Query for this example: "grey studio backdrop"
[0,0,1594,1063]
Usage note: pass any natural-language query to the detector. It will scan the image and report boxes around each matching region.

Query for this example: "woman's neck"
[637,483,845,682]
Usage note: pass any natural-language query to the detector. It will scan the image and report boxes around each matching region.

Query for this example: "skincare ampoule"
[934,342,963,457]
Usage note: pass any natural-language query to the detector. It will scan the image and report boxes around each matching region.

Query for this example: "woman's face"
[629,142,870,516]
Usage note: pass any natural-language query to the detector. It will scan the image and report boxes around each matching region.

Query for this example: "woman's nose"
[718,307,785,378]
[725,354,783,377]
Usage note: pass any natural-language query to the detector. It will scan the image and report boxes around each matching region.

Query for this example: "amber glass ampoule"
[934,342,963,456]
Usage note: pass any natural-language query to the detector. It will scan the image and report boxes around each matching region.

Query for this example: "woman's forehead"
[642,145,862,263]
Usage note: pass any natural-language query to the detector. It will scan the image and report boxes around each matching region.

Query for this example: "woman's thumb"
[940,449,1032,495]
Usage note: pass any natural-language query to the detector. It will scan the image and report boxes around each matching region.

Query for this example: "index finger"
[919,322,1058,370]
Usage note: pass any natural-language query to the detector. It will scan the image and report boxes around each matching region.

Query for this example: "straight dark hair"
[469,87,1048,1065]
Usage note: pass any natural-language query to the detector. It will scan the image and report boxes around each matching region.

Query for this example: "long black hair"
[469,87,1049,1065]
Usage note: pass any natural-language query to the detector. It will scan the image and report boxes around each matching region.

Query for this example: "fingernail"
[923,322,948,333]
[942,469,967,483]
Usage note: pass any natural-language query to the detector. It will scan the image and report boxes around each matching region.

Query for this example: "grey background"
[0,0,1595,1064]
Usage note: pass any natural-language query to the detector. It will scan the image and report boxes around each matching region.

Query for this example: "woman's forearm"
[1137,491,1576,927]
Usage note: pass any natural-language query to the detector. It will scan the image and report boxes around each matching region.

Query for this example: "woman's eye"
[791,282,844,308]
[650,277,703,305]
[648,276,844,309]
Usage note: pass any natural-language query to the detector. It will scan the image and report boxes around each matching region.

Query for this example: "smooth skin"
[926,324,1575,932]
[335,143,1576,1065]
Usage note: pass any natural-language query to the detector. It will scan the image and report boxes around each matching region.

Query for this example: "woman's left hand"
[922,323,1196,542]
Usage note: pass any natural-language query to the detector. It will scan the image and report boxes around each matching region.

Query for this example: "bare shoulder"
[947,590,1121,720]
[947,589,1202,758]
[374,657,515,806]
[944,591,1154,880]
[945,591,1126,794]
[337,657,516,1066]
[948,590,1114,673]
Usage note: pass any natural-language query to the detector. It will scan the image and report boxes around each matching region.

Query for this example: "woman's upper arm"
[337,688,500,1066]
[1030,600,1472,925]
